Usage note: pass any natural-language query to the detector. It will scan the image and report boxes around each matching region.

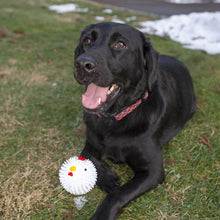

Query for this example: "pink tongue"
[82,83,109,109]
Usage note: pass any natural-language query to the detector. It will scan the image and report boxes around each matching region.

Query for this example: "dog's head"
[74,22,159,116]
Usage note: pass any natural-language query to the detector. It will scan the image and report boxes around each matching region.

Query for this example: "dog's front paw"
[97,169,120,193]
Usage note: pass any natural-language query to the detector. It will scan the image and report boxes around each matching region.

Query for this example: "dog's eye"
[115,41,126,49]
[84,38,91,46]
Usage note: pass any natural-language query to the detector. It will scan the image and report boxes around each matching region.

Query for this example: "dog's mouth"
[82,83,120,113]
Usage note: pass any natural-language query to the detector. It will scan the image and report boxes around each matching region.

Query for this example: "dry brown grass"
[1,8,14,13]
[0,60,76,218]
[0,132,69,219]
[53,14,82,23]
[0,85,75,219]
[23,72,49,86]
[0,64,51,86]
[0,68,14,78]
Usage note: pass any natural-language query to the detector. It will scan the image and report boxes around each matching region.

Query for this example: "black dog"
[74,22,196,220]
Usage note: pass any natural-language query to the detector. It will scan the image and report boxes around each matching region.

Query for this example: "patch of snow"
[102,9,113,14]
[48,3,88,13]
[126,16,137,22]
[139,12,220,54]
[95,16,105,21]
[111,18,125,24]
[165,0,207,3]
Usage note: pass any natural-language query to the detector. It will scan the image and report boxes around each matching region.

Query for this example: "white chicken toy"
[59,156,97,210]
[59,156,97,195]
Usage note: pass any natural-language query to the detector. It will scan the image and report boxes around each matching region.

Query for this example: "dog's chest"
[102,137,126,163]
[101,131,139,163]
[87,116,144,163]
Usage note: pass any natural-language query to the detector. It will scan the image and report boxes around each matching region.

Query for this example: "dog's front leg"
[80,142,120,193]
[90,151,164,220]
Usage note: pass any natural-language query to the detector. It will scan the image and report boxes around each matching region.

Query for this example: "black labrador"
[74,22,196,220]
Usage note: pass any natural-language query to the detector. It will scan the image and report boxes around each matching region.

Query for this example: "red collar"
[98,91,149,120]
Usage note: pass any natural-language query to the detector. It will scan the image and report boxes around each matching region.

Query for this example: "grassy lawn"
[0,0,219,219]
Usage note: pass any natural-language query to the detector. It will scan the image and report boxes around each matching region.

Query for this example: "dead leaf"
[0,28,8,38]
[37,52,43,59]
[171,194,178,201]
[33,204,55,210]
[13,33,26,40]
[212,86,220,93]
[183,150,193,161]
[74,126,85,136]
[47,60,53,64]
[8,39,17,44]
[13,30,25,34]
[198,135,213,151]
[62,204,74,220]
[164,160,178,165]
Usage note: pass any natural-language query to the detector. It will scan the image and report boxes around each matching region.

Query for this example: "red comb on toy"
[78,156,85,161]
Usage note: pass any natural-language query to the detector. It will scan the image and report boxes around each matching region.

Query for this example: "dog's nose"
[75,57,96,75]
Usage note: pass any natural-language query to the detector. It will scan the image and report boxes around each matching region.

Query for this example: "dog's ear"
[143,36,159,91]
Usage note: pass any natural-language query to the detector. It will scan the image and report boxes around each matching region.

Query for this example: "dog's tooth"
[108,84,118,94]
[98,98,101,105]
[110,84,115,92]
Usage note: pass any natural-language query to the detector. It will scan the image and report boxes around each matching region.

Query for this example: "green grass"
[0,0,219,219]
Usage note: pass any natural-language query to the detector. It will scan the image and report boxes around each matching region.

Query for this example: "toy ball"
[59,156,97,195]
